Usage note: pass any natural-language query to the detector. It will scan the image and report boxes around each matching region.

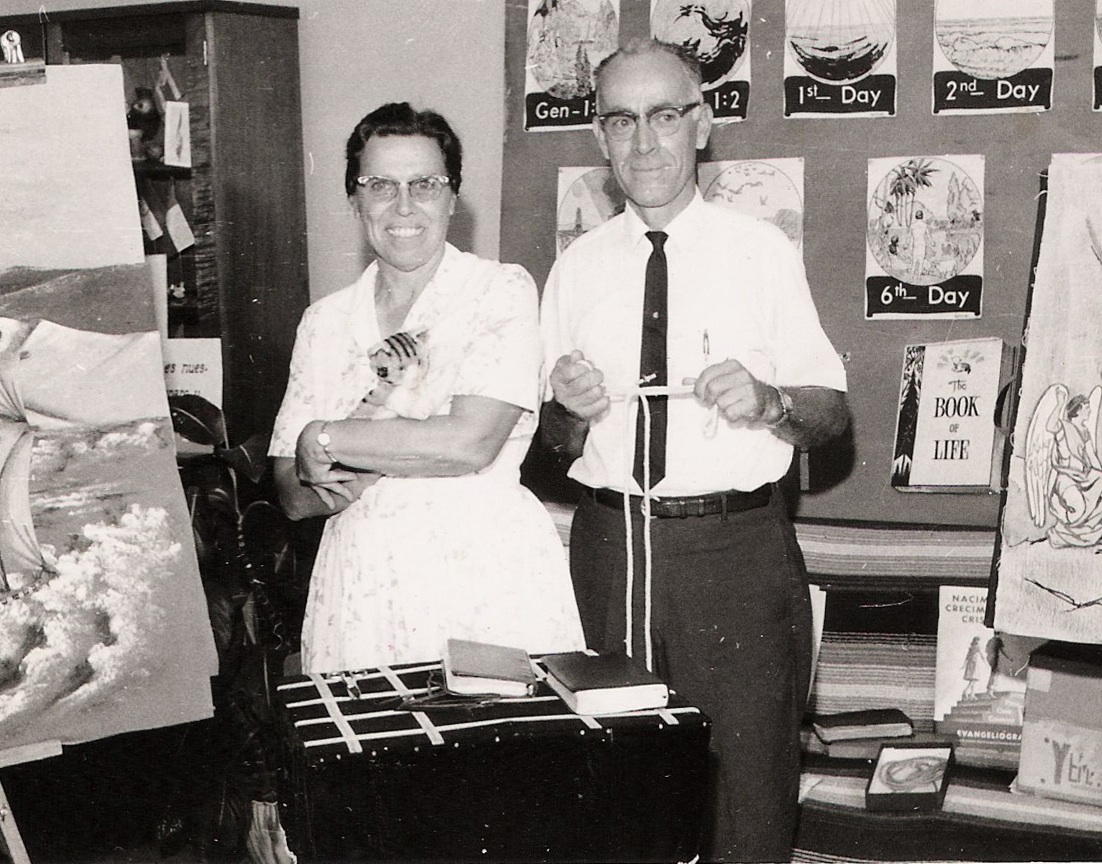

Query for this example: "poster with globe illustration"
[865,154,985,319]
[698,158,804,248]
[524,0,620,131]
[651,0,751,122]
[783,0,897,117]
[933,0,1054,114]
[0,66,216,755]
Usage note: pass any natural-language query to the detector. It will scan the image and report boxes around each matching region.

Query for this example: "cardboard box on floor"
[1017,641,1102,806]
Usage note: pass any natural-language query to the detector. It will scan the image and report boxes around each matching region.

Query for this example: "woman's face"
[351,134,455,276]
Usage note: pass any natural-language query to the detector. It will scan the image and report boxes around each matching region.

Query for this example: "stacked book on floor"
[804,708,954,759]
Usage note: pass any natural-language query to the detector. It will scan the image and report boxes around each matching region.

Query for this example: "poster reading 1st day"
[524,0,620,132]
[783,0,898,118]
[933,0,1054,115]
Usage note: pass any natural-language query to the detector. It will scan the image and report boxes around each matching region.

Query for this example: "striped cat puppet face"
[355,329,440,420]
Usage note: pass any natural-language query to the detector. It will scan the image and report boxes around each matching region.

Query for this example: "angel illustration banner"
[0,65,216,752]
[651,0,751,122]
[991,159,1102,644]
[524,0,620,132]
[933,0,1054,115]
[865,154,985,320]
[783,0,897,118]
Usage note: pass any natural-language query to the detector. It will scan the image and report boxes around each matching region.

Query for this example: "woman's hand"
[295,420,363,508]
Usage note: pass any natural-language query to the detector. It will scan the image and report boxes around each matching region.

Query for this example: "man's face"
[593,50,713,228]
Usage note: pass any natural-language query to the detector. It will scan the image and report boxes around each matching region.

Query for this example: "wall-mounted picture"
[865,155,984,318]
[524,0,620,131]
[784,0,897,117]
[933,0,1054,114]
[651,0,751,121]
[698,158,805,248]
[556,166,625,256]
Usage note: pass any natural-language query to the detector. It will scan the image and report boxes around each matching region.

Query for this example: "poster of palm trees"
[933,0,1054,114]
[524,0,620,131]
[651,0,751,122]
[783,0,897,117]
[0,66,216,754]
[865,154,984,319]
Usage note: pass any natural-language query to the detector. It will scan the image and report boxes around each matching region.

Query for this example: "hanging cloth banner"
[990,159,1102,643]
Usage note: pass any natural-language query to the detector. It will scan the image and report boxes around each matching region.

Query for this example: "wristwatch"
[316,422,337,463]
[766,387,794,429]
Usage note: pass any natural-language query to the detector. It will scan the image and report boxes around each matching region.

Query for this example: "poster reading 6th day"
[864,154,985,320]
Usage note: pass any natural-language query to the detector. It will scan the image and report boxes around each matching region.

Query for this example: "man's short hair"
[594,37,703,97]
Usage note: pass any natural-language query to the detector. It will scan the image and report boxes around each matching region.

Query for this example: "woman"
[270,102,584,673]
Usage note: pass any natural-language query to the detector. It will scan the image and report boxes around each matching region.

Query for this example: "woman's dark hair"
[345,102,462,197]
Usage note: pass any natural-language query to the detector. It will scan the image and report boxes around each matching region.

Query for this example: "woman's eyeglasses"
[354,174,452,203]
[596,102,702,141]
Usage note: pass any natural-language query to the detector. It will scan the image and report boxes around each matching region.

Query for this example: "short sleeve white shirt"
[541,192,847,496]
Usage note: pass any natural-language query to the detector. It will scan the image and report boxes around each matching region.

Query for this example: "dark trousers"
[569,486,812,863]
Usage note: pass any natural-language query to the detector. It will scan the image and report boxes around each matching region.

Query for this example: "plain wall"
[6,0,506,302]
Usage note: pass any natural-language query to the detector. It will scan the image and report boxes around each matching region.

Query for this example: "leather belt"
[587,484,772,518]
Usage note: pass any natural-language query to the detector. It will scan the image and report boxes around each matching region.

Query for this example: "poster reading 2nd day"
[524,0,620,131]
[652,0,752,122]
[865,155,985,319]
[933,0,1054,115]
[783,0,897,118]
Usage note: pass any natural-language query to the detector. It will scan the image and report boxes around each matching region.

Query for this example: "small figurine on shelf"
[1,30,25,64]
[127,86,162,161]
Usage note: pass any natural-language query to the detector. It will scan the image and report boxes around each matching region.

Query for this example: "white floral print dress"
[270,245,585,673]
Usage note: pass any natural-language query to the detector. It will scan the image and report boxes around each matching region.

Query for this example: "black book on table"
[542,651,669,715]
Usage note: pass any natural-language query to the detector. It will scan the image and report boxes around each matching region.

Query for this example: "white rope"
[616,382,693,671]
[611,379,718,672]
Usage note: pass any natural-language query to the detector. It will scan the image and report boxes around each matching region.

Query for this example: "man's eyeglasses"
[354,174,452,203]
[596,102,702,141]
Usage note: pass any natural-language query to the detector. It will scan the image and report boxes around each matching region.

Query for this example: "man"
[539,38,850,862]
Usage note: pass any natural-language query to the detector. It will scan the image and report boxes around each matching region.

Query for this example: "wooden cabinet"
[4,2,309,443]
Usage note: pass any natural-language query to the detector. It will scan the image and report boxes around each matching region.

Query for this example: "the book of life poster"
[0,65,216,753]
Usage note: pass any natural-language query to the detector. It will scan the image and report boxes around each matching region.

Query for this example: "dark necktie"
[634,231,668,490]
